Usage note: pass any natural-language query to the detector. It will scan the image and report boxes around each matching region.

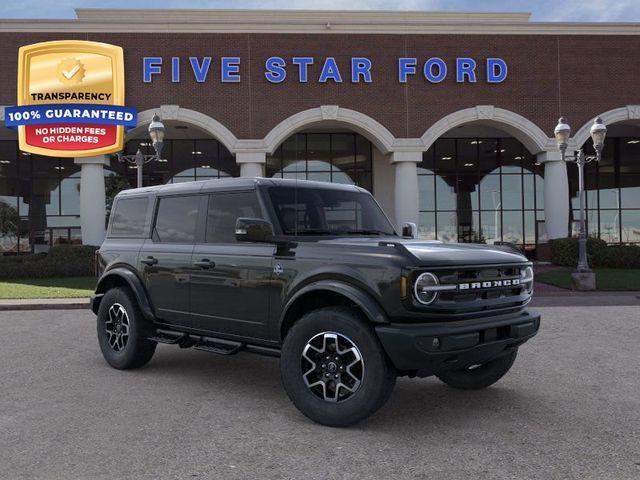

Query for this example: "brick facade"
[0,31,638,141]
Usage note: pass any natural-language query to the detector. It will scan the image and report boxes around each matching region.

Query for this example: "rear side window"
[110,197,149,237]
[154,195,200,243]
[206,192,263,243]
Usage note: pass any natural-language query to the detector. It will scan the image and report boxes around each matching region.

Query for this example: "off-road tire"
[97,287,157,370]
[280,306,396,427]
[436,350,518,390]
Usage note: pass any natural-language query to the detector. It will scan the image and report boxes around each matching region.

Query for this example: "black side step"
[149,329,188,345]
[194,337,244,356]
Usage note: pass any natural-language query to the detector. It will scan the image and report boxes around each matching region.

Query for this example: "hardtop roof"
[115,177,367,198]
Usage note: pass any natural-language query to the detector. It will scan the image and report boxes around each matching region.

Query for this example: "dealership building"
[0,8,639,255]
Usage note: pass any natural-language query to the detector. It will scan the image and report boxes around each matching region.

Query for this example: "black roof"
[116,177,367,198]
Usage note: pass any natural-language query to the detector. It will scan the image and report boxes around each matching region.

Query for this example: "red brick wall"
[0,32,638,141]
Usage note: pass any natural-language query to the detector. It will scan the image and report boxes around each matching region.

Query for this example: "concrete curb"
[0,298,90,311]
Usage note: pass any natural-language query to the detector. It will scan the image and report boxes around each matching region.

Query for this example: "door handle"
[141,256,158,266]
[193,259,215,269]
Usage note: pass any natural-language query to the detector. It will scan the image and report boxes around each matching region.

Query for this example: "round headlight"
[414,272,440,305]
[521,266,534,293]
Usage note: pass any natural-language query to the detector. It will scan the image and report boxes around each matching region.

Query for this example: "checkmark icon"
[62,64,80,79]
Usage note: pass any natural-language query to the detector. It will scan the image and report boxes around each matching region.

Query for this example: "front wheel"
[436,350,518,390]
[280,307,396,427]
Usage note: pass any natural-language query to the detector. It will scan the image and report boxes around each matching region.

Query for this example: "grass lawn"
[536,268,640,291]
[0,276,96,299]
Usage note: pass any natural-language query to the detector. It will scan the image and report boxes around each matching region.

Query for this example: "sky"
[0,0,639,22]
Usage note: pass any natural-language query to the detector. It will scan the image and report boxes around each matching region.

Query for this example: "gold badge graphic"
[56,58,85,86]
[15,40,126,157]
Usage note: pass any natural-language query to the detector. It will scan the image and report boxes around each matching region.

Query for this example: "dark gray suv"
[92,177,539,426]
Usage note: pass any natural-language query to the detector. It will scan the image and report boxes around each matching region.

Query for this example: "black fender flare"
[92,267,154,320]
[279,280,388,335]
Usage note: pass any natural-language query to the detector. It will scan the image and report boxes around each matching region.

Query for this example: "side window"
[110,197,149,237]
[153,195,200,243]
[206,191,263,243]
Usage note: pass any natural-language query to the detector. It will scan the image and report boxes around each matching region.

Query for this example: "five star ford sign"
[4,40,137,158]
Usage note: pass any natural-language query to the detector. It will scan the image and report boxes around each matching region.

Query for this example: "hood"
[317,237,527,266]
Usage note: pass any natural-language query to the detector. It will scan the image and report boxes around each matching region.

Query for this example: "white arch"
[420,105,553,154]
[572,105,640,148]
[127,105,239,153]
[263,105,396,155]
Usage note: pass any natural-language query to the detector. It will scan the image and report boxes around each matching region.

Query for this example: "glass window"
[436,211,457,242]
[418,175,435,211]
[0,141,18,177]
[619,138,640,174]
[599,210,620,244]
[500,138,523,174]
[418,211,436,240]
[478,139,499,174]
[502,211,523,245]
[621,210,640,243]
[434,139,456,176]
[154,195,200,243]
[620,174,640,209]
[502,175,523,210]
[435,175,456,210]
[110,197,149,237]
[479,175,501,211]
[307,134,331,172]
[268,186,394,236]
[267,133,372,191]
[206,191,263,243]
[172,140,196,178]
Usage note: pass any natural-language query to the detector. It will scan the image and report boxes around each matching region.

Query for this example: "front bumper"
[375,309,540,377]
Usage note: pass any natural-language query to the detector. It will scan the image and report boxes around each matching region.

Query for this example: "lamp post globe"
[554,117,571,155]
[148,113,166,158]
[590,116,607,154]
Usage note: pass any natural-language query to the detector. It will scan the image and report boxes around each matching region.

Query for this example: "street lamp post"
[117,113,166,188]
[553,116,607,280]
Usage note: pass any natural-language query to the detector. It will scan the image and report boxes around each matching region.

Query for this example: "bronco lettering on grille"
[458,278,521,290]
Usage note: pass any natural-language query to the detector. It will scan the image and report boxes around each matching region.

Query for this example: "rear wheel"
[97,287,156,370]
[280,307,396,427]
[436,350,518,390]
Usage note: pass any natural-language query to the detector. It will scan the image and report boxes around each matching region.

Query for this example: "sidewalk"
[0,297,89,311]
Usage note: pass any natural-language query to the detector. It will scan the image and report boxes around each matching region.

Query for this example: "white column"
[391,151,421,232]
[538,151,569,240]
[74,155,109,246]
[236,151,266,177]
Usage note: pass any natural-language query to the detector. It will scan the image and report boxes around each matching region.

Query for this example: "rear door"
[139,194,204,327]
[189,190,275,339]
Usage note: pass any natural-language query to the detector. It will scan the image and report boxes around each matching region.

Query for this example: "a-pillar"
[391,151,421,232]
[538,151,569,239]
[74,155,109,246]
[236,151,266,177]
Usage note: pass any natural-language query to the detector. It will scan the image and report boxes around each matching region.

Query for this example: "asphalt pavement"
[0,307,638,480]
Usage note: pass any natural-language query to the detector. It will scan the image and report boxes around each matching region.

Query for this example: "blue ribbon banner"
[4,104,137,128]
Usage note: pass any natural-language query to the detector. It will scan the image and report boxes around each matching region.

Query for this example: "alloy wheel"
[301,332,364,402]
[105,303,130,352]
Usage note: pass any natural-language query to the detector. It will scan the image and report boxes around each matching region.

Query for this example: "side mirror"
[402,222,417,239]
[235,217,274,243]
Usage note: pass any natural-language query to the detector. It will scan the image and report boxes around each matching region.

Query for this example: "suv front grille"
[415,264,532,319]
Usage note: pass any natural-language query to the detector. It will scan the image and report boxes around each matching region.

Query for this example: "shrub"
[550,237,640,268]
[0,245,98,279]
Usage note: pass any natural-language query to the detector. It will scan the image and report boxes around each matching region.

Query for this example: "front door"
[140,194,203,327]
[189,191,275,339]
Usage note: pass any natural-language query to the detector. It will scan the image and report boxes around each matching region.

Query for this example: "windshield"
[267,186,396,236]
